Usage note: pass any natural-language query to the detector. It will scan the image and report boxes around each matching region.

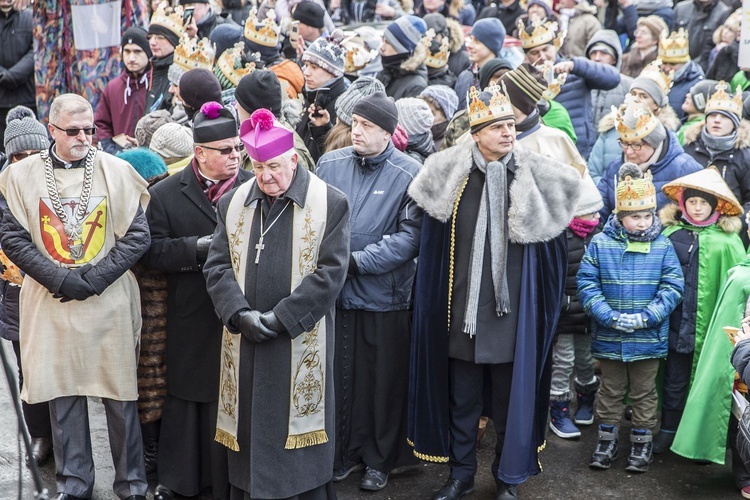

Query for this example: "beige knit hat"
[149,123,194,161]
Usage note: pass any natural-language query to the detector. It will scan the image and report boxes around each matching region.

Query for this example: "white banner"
[739,0,750,70]
[71,1,122,51]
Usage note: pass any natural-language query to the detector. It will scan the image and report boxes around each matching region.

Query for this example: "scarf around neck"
[463,144,512,337]
[569,217,599,239]
[700,127,737,156]
[614,212,662,242]
[191,159,238,206]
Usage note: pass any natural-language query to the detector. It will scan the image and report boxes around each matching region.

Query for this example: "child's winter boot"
[589,424,618,469]
[625,428,654,472]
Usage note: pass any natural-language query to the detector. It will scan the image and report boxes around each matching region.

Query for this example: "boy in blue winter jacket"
[577,162,684,473]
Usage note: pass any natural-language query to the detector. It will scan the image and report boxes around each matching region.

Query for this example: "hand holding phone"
[311,87,330,118]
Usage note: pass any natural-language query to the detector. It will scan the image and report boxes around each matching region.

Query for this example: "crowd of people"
[4,0,750,498]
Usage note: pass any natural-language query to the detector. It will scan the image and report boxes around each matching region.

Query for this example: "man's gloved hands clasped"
[238,310,278,343]
[196,235,213,263]
[54,265,96,302]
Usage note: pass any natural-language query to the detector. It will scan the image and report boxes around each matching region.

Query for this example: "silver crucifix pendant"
[254,236,265,265]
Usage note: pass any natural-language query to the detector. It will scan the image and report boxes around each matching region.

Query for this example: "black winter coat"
[706,41,739,83]
[196,9,238,39]
[477,0,524,34]
[0,8,34,109]
[556,226,599,335]
[427,66,457,88]
[145,53,174,114]
[665,223,699,353]
[378,61,429,101]
[674,0,732,72]
[296,76,347,164]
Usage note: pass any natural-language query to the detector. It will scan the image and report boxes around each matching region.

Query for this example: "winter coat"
[296,76,347,164]
[95,68,151,154]
[555,56,621,160]
[455,66,477,111]
[557,225,600,335]
[145,54,173,114]
[733,335,750,391]
[598,131,703,221]
[577,215,684,362]
[477,0,525,34]
[0,8,34,109]
[560,3,602,59]
[673,0,732,72]
[315,142,423,312]
[404,132,435,164]
[731,70,750,92]
[620,47,659,79]
[589,105,680,186]
[677,115,704,145]
[377,45,429,100]
[681,120,750,214]
[446,18,471,77]
[604,2,637,48]
[706,40,739,83]
[428,66,457,88]
[669,60,705,121]
[196,9,238,39]
[586,29,634,127]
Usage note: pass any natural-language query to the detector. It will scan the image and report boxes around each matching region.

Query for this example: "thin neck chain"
[260,200,292,238]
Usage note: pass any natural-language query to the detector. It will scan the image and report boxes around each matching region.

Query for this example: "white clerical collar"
[51,147,73,169]
[196,168,220,185]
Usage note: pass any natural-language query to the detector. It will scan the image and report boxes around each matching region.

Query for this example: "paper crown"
[0,250,22,285]
[517,18,565,51]
[539,59,566,100]
[214,42,258,89]
[467,84,514,128]
[425,32,450,69]
[613,94,659,142]
[705,80,743,117]
[659,28,690,63]
[662,165,743,216]
[615,163,657,213]
[637,59,673,95]
[173,35,216,72]
[150,2,185,38]
[342,34,379,73]
[240,108,294,162]
[244,8,280,48]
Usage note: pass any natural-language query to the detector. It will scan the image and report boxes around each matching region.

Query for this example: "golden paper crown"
[616,166,657,213]
[517,18,565,51]
[637,59,673,95]
[539,59,566,100]
[424,29,450,69]
[150,2,185,39]
[173,34,216,72]
[342,35,378,73]
[705,80,743,117]
[659,28,690,63]
[467,84,514,128]
[244,8,280,48]
[614,94,659,142]
[215,42,257,88]
[0,249,22,285]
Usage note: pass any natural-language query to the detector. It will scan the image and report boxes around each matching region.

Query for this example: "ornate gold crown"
[705,80,743,117]
[150,2,185,38]
[173,34,216,72]
[215,42,257,88]
[517,18,565,51]
[467,84,514,128]
[659,28,690,64]
[616,168,657,213]
[637,59,673,95]
[244,8,280,48]
[614,94,659,142]
[423,29,449,69]
[539,60,566,100]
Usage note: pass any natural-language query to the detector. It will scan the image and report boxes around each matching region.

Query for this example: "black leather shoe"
[27,437,53,466]
[495,482,518,499]
[153,485,174,500]
[123,496,147,500]
[431,478,475,500]
[53,494,89,500]
[360,467,388,491]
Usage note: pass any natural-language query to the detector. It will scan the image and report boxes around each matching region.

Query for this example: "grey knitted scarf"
[463,144,512,337]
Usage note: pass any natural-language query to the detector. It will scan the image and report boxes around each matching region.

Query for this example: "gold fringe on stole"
[406,438,450,463]
[215,429,240,451]
[284,430,329,449]
[537,439,546,472]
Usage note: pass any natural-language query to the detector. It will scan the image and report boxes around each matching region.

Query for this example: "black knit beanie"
[235,70,283,117]
[478,58,514,91]
[293,1,325,28]
[352,91,399,135]
[122,27,152,59]
[179,69,223,120]
[683,188,718,211]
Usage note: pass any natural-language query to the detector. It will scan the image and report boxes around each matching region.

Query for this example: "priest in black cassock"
[203,108,350,500]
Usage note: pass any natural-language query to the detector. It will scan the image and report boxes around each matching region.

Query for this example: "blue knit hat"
[420,85,459,119]
[470,18,506,57]
[117,148,167,181]
[384,15,427,55]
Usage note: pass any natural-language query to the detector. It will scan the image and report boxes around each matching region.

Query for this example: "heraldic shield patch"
[39,196,107,265]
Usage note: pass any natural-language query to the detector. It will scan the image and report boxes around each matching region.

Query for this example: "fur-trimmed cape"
[408,142,582,243]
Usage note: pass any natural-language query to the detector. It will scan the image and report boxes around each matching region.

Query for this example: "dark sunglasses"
[12,150,41,162]
[201,143,244,155]
[51,123,97,136]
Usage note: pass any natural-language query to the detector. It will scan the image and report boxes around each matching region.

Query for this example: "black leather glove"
[260,311,283,334]
[54,268,97,302]
[347,254,359,280]
[238,310,278,343]
[196,235,213,263]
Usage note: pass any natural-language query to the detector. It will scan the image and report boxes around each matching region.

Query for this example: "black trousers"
[661,349,693,431]
[448,358,513,483]
[334,308,414,473]
[12,340,52,438]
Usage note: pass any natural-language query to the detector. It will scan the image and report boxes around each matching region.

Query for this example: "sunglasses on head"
[51,123,97,137]
[201,143,244,155]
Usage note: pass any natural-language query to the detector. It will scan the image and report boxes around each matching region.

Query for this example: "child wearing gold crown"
[652,168,745,456]
[578,162,684,473]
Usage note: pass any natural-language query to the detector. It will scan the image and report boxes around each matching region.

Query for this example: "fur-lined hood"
[281,98,302,129]
[408,142,582,243]
[401,42,428,72]
[682,119,750,149]
[598,104,680,134]
[658,202,743,234]
[446,18,464,54]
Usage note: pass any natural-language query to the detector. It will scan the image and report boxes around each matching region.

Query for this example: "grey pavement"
[0,339,741,499]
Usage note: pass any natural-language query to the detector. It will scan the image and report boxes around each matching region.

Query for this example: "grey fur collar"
[409,143,582,243]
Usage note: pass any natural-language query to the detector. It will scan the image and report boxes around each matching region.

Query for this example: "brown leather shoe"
[27,437,52,466]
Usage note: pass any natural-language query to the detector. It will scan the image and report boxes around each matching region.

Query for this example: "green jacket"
[542,100,577,145]
[731,70,750,92]
[671,255,750,463]
[676,115,704,146]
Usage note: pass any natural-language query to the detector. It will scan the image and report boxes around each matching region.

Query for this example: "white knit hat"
[149,123,194,160]
[395,98,434,136]
[575,174,604,217]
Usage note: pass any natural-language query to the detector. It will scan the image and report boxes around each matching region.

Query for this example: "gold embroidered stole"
[215,175,329,451]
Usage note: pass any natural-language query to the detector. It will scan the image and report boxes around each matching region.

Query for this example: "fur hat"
[4,106,49,157]
[575,174,604,216]
[615,162,657,217]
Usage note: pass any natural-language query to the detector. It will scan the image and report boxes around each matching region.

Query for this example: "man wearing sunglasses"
[0,93,151,500]
[144,101,251,500]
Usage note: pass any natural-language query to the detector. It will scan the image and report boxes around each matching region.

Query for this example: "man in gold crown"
[659,28,705,121]
[179,0,237,40]
[673,0,732,72]
[407,84,581,500]
[147,3,185,113]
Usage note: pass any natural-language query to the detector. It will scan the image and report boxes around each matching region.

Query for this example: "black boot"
[625,428,653,472]
[141,420,160,475]
[652,430,675,454]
